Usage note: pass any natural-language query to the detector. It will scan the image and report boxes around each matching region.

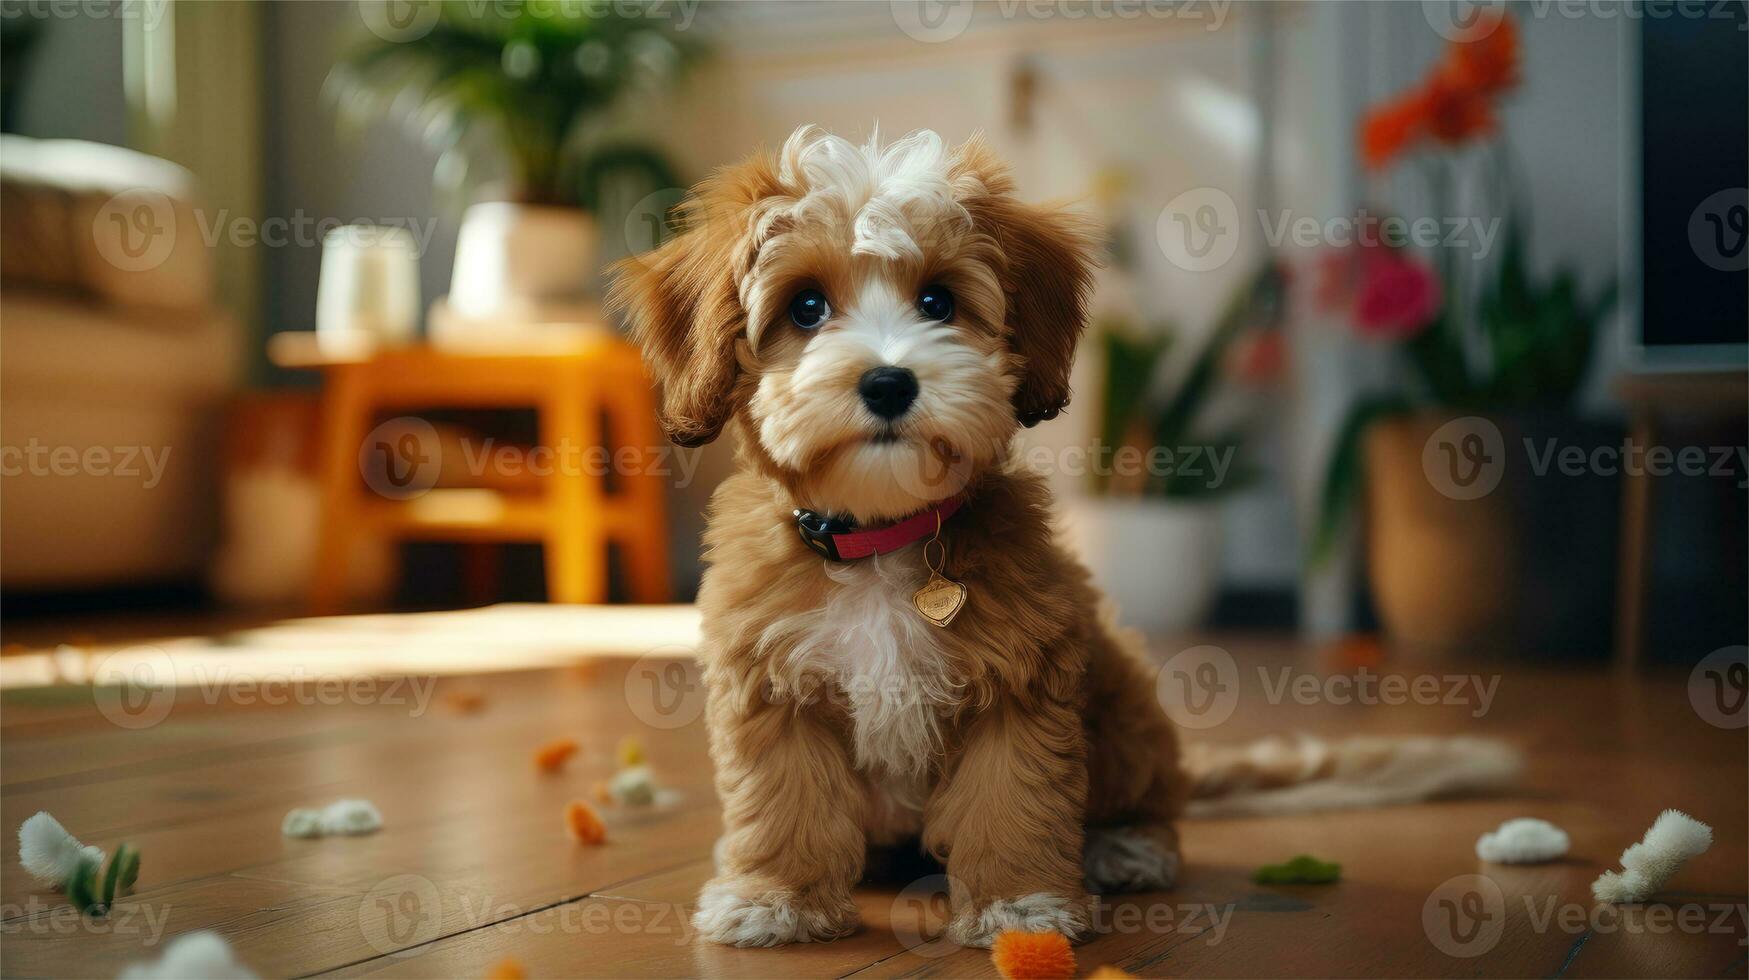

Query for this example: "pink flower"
[1353,254,1441,339]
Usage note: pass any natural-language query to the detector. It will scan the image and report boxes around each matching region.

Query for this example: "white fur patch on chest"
[770,550,960,790]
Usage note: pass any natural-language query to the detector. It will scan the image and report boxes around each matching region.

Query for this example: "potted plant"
[1312,12,1618,658]
[1059,273,1268,634]
[326,0,699,338]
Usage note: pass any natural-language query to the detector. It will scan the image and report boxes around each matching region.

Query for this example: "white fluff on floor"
[119,931,257,980]
[17,811,104,888]
[1592,809,1713,904]
[281,799,382,838]
[1476,818,1570,863]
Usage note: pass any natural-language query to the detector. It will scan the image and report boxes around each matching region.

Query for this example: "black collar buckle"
[793,509,856,562]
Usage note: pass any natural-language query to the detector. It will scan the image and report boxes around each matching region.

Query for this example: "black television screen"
[1638,0,1748,355]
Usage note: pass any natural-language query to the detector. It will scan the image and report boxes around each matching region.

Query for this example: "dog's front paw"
[693,878,859,947]
[946,892,1093,948]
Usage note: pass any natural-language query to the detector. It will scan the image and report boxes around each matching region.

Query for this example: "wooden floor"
[1,633,1744,978]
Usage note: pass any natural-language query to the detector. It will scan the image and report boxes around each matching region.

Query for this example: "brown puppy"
[610,126,1187,949]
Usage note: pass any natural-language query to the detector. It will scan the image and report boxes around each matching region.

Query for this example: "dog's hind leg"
[1081,615,1189,894]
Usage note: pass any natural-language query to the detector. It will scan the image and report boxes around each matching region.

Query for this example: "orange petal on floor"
[565,800,607,845]
[992,930,1076,980]
[533,738,579,773]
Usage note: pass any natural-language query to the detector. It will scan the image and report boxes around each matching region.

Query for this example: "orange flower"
[1361,92,1428,171]
[1444,12,1520,95]
[1358,13,1518,171]
[1421,69,1497,144]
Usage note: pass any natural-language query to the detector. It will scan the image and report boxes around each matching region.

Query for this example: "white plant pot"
[448,202,597,324]
[1057,497,1223,635]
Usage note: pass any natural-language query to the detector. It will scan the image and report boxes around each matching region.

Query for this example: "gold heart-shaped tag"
[912,574,968,628]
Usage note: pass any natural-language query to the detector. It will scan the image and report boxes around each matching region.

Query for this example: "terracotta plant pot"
[1364,411,1622,661]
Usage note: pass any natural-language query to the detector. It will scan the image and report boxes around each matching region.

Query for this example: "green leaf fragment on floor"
[1255,854,1342,884]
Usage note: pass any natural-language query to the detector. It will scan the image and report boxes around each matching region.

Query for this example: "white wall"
[7,7,128,145]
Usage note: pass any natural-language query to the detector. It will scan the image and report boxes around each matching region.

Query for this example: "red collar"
[793,496,966,562]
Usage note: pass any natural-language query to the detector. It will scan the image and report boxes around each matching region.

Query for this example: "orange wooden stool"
[274,333,669,613]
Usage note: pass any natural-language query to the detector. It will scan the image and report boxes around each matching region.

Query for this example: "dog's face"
[611,127,1095,522]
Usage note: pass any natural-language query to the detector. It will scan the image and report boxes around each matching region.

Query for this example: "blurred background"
[1,0,1744,672]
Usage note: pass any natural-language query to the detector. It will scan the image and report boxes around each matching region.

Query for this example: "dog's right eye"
[788,289,830,330]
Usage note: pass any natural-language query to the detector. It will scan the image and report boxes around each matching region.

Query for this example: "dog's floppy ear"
[955,142,1099,427]
[608,158,780,447]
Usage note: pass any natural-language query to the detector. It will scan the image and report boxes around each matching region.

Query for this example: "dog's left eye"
[917,285,955,322]
[789,289,830,330]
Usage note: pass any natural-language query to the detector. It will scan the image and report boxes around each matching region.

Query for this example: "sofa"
[1,135,239,590]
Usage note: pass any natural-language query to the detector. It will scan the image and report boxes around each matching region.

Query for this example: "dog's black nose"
[858,366,918,420]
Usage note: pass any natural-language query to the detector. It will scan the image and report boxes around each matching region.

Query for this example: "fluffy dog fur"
[611,126,1185,948]
[610,126,1515,950]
